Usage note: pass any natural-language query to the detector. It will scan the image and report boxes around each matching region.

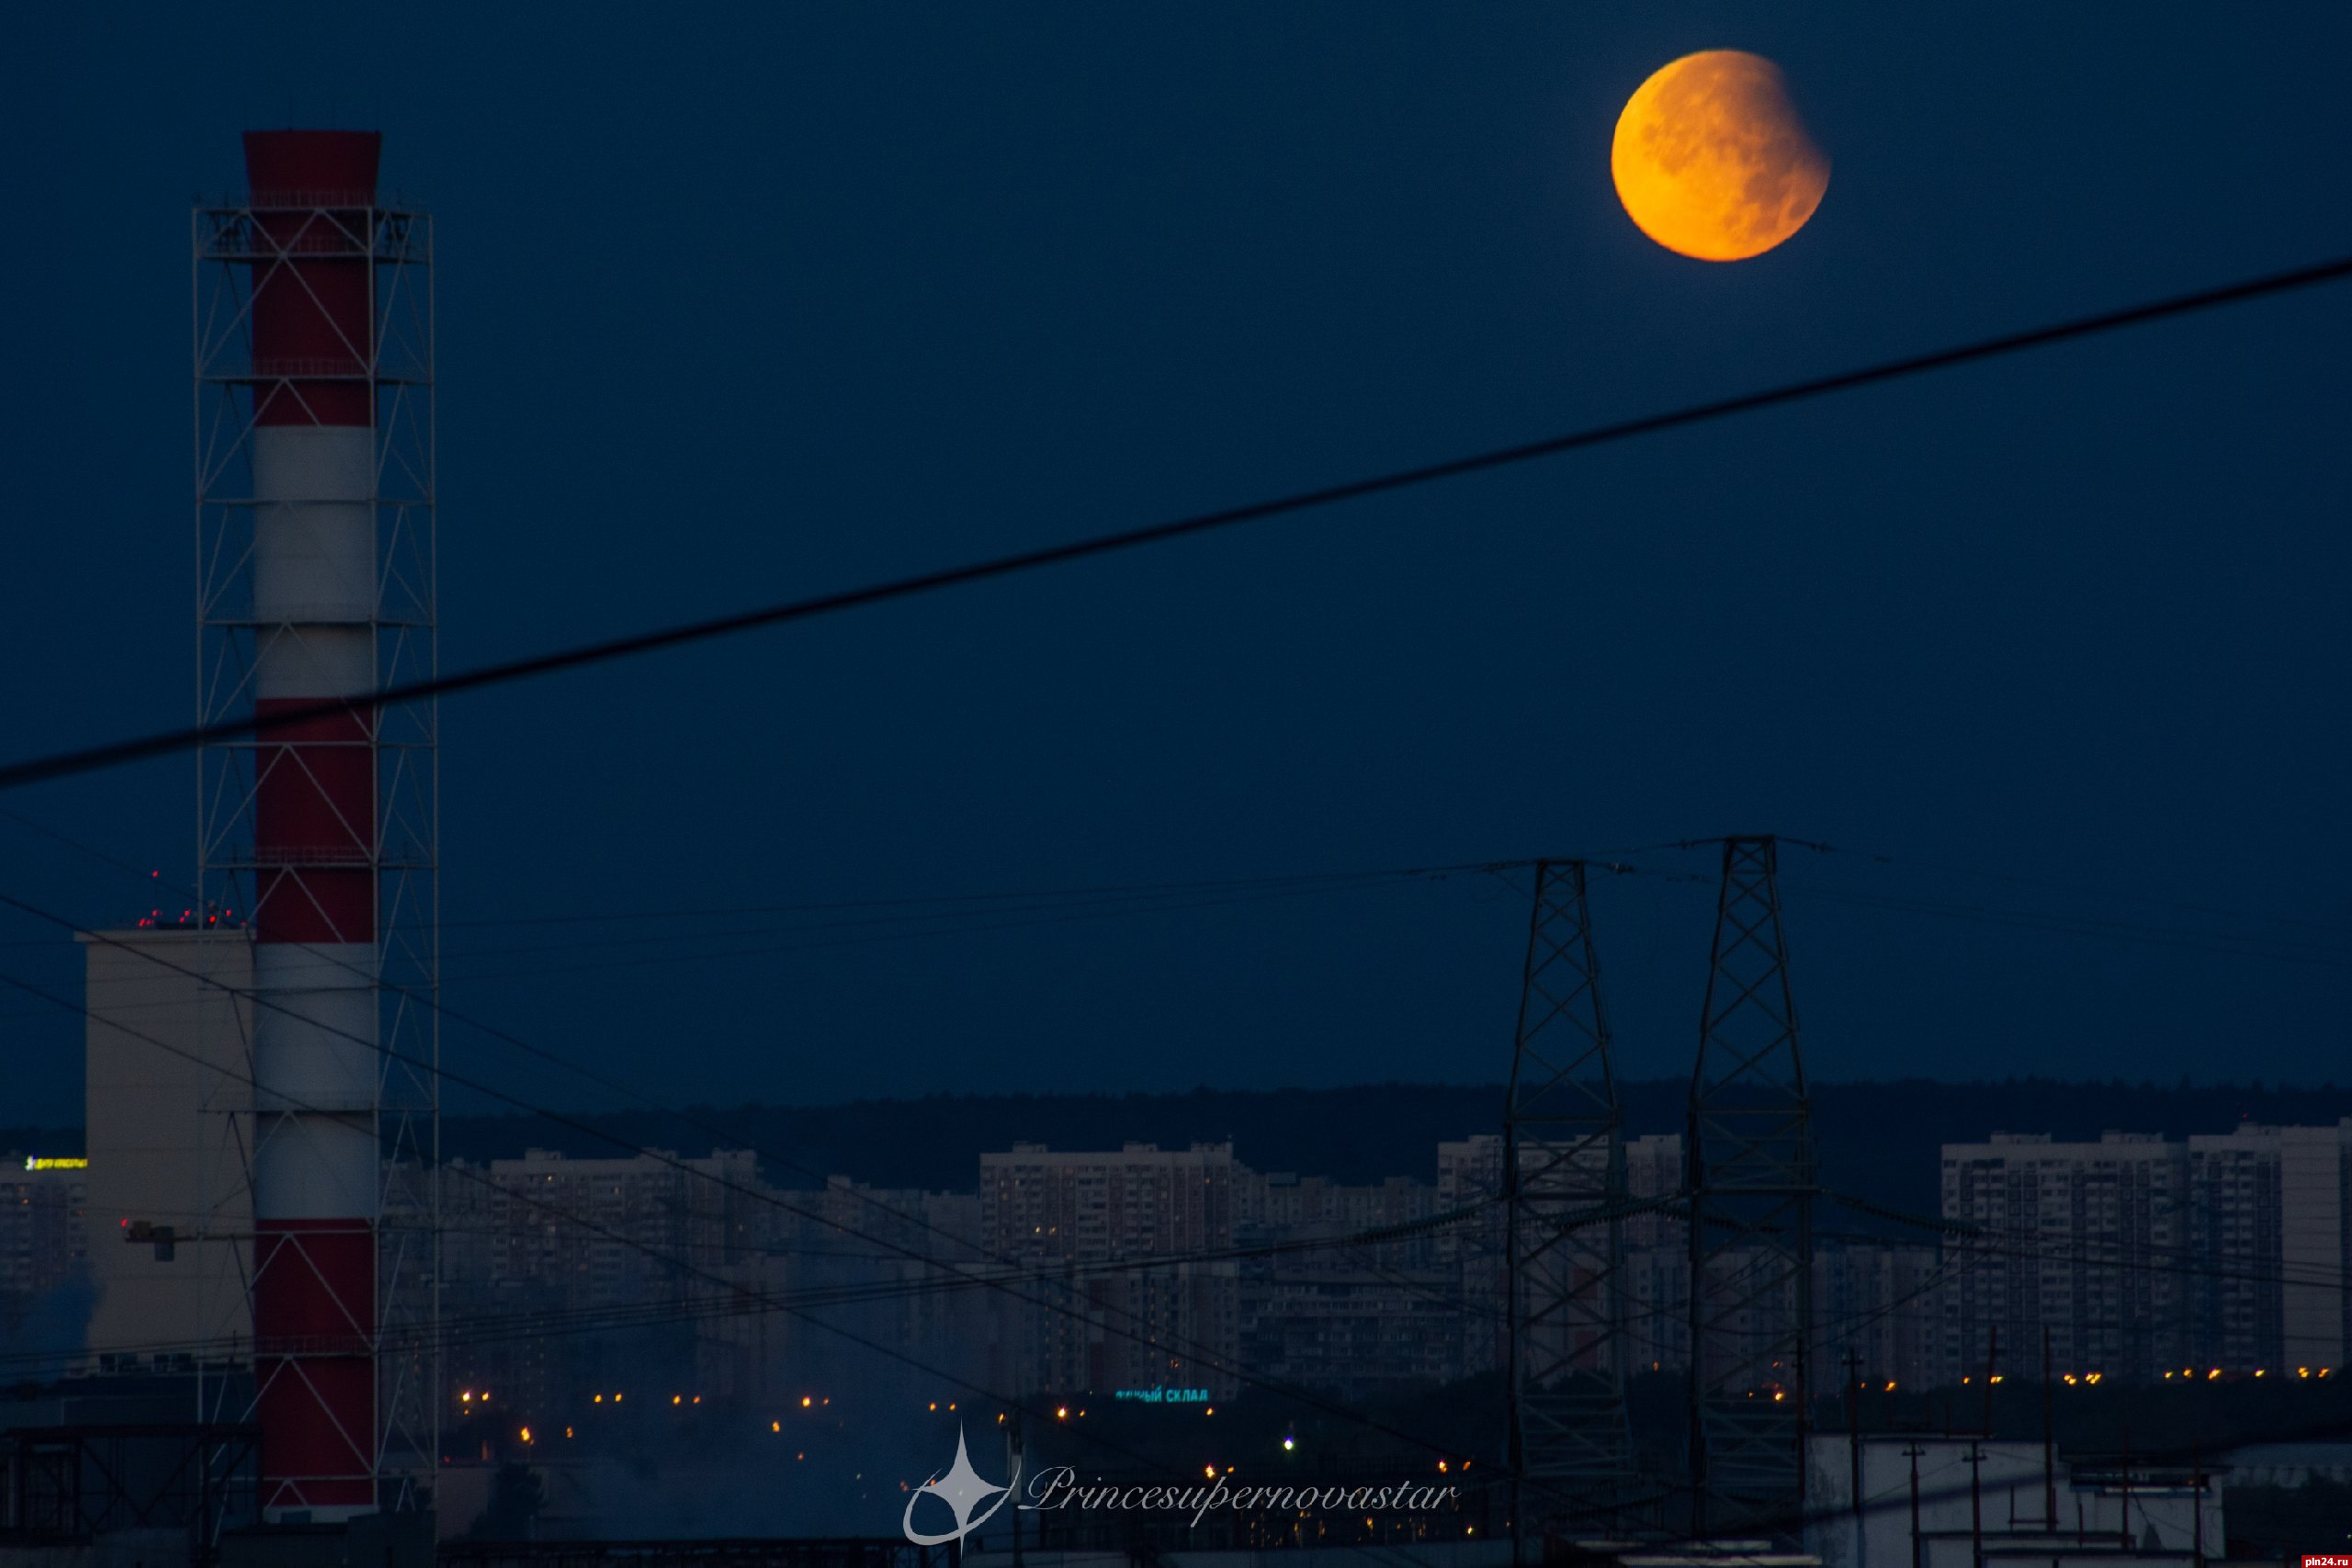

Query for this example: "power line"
[3,252,2347,798]
[0,901,1525,1480]
[0,1200,1498,1379]
[0,829,1506,1339]
[1803,838,2352,939]
[18,853,2348,1314]
[432,863,1515,933]
[0,953,1533,1560]
[19,862,2344,1309]
[3,951,1645,1559]
[14,831,2333,1532]
[17,926,2336,1539]
[0,879,1780,1538]
[435,876,1469,984]
[0,852,1693,1517]
[1788,885,2349,970]
[0,821,1550,1421]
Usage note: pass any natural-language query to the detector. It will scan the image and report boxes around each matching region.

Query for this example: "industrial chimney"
[196,130,439,1521]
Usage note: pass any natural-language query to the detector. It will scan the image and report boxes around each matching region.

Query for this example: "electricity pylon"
[1686,835,1816,1538]
[1505,860,1638,1551]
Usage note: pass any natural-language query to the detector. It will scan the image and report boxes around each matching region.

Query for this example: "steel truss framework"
[0,1423,259,1544]
[1502,861,1646,1541]
[439,1541,947,1568]
[1685,835,1815,1536]
[192,192,437,1509]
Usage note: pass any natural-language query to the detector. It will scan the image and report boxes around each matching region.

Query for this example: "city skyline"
[0,7,2347,1552]
[22,1111,2346,1396]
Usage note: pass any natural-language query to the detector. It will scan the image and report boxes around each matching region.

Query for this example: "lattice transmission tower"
[1505,860,1641,1549]
[1685,835,1815,1537]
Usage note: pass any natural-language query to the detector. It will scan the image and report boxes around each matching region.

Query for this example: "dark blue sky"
[4,6,2348,1125]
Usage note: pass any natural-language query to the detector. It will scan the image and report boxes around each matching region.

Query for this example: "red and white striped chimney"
[242,129,382,1520]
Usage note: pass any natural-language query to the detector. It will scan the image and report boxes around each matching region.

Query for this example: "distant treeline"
[11,1077,2346,1222]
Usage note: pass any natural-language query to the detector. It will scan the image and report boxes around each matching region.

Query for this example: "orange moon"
[1611,51,1829,262]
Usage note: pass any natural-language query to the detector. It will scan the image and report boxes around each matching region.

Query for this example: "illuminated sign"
[1113,1387,1211,1404]
[23,1157,87,1171]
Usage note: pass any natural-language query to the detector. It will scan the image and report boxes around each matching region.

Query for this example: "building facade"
[1941,1131,2190,1383]
[978,1141,1240,1397]
[2187,1120,2350,1373]
[0,1156,88,1337]
[439,1146,762,1413]
[1942,1122,2352,1383]
[1234,1168,1454,1399]
[79,928,255,1373]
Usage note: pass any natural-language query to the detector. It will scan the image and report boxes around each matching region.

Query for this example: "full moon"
[1611,50,1829,262]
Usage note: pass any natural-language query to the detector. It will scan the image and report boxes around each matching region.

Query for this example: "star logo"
[902,1426,1021,1546]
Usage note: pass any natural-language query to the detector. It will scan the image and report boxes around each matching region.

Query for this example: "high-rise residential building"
[1436,1134,1516,1377]
[1941,1122,2352,1384]
[1238,1171,1437,1246]
[1939,1132,2189,1383]
[439,1146,760,1411]
[1609,1241,1933,1388]
[1813,1242,1939,1389]
[1622,1245,1691,1375]
[0,1156,88,1329]
[2187,1120,2350,1373]
[1439,1132,1690,1381]
[1237,1256,1460,1399]
[704,1175,986,1403]
[1434,1135,1506,1220]
[1617,1134,1691,1376]
[1623,1133,1686,1248]
[978,1142,1238,1396]
[983,1141,1236,1259]
[1234,1169,1453,1397]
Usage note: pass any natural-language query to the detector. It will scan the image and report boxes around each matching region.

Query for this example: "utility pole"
[2191,1443,2203,1568]
[1008,1413,1026,1568]
[2041,1325,2055,1532]
[1844,1348,1863,1525]
[1843,1348,1865,1568]
[1686,835,1815,1534]
[2119,1427,2132,1551]
[1964,1441,1985,1568]
[1980,1324,1998,1437]
[1902,1441,1925,1568]
[1504,860,1636,1547]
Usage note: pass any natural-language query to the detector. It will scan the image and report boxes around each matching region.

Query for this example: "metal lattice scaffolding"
[193,163,437,1513]
[1504,860,1640,1548]
[1684,835,1815,1537]
[0,1422,260,1544]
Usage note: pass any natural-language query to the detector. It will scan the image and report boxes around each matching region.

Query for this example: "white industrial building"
[1805,1436,2217,1568]
[77,927,254,1373]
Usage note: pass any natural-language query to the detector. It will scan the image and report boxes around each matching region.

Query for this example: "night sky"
[3,6,2347,1127]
